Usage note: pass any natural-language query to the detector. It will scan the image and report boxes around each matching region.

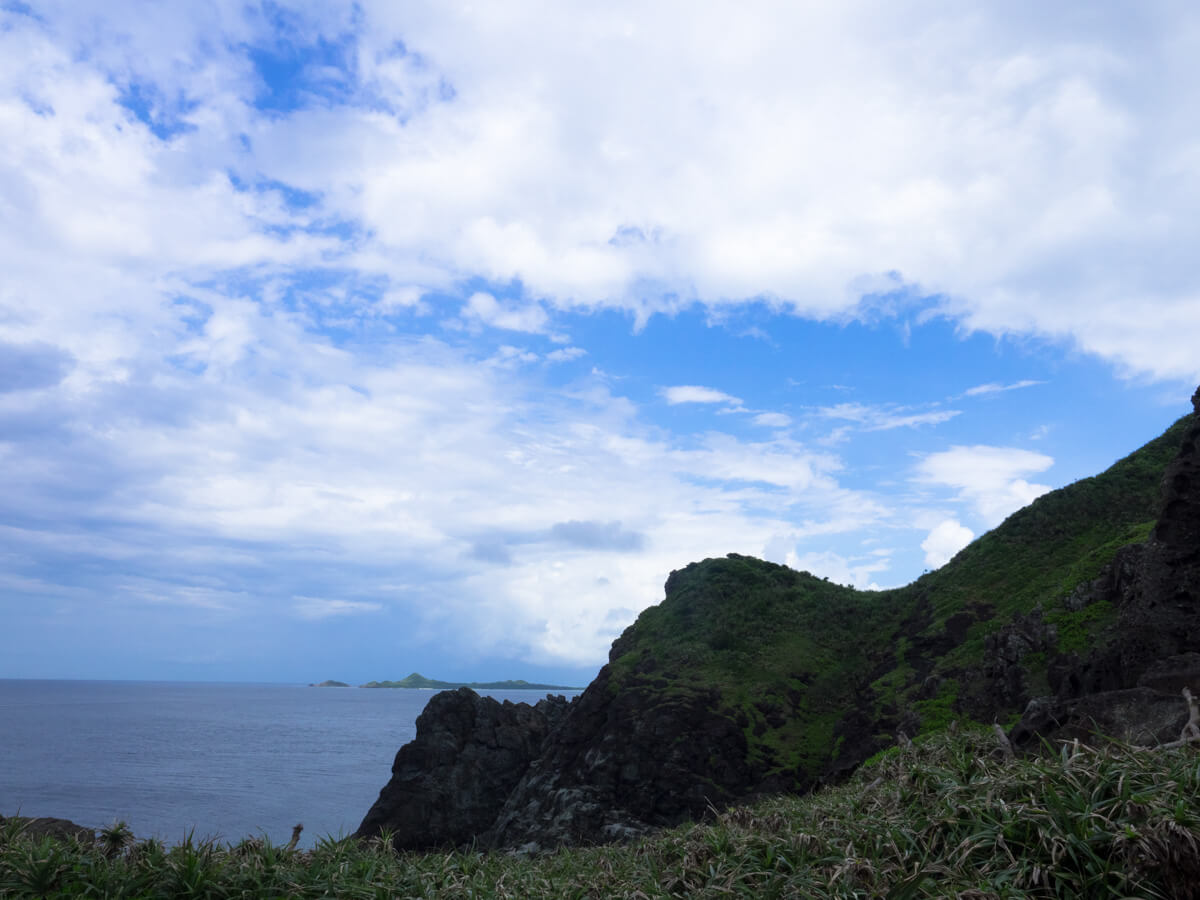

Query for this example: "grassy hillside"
[608,556,891,783]
[6,727,1197,898]
[605,411,1194,785]
[896,412,1191,653]
[883,412,1192,714]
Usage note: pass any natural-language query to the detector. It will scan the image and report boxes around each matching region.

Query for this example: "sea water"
[0,680,579,848]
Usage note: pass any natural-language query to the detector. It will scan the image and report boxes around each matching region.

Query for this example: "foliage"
[5,728,1199,898]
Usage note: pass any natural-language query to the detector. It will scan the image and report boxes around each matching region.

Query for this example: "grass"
[4,727,1198,898]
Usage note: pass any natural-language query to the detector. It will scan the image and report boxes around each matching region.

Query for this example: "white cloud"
[818,403,960,431]
[461,292,551,334]
[921,519,975,568]
[785,549,890,591]
[5,3,1200,385]
[662,385,742,406]
[546,346,586,362]
[915,445,1054,526]
[965,379,1045,396]
[752,412,792,428]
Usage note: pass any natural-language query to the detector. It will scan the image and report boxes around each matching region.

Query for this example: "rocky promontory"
[357,389,1200,852]
[354,689,572,849]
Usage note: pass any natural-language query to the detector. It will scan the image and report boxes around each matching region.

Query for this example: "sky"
[1,1,1198,686]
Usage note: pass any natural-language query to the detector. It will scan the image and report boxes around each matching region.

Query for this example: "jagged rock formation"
[979,606,1060,711]
[358,388,1200,851]
[484,653,763,849]
[354,688,571,850]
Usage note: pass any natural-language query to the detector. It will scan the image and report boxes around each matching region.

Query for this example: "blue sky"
[1,1,1198,685]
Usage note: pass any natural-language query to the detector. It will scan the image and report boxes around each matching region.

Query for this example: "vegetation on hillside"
[609,556,889,781]
[605,411,1195,785]
[5,727,1198,898]
[892,412,1193,668]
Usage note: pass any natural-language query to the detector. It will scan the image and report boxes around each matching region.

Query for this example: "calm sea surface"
[0,680,580,848]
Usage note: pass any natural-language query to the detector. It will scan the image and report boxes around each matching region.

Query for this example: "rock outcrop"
[484,659,763,849]
[354,688,571,850]
[977,605,1060,712]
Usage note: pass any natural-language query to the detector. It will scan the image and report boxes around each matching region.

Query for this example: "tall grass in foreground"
[3,727,1198,898]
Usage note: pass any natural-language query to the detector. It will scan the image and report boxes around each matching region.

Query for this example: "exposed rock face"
[1155,385,1200,561]
[1010,387,1200,747]
[976,606,1059,712]
[485,663,762,849]
[1010,688,1186,750]
[356,672,765,851]
[354,688,571,850]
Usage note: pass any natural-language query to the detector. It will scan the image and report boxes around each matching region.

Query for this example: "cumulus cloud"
[915,445,1054,526]
[4,3,1199,383]
[460,292,553,335]
[921,519,976,568]
[662,385,742,406]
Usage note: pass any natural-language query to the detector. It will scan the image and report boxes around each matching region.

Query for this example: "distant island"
[358,672,583,691]
[309,680,351,687]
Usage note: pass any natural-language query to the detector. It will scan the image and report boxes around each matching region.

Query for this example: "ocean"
[0,679,579,848]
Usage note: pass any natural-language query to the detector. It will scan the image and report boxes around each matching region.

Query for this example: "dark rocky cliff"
[357,389,1200,852]
[484,656,763,849]
[354,689,571,849]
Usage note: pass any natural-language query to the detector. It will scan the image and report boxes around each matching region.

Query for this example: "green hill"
[605,409,1195,787]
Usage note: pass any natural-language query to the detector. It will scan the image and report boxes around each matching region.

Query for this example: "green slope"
[608,556,890,781]
[605,410,1194,786]
[887,412,1192,710]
